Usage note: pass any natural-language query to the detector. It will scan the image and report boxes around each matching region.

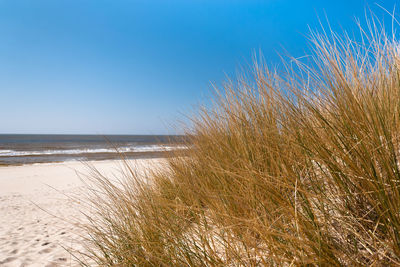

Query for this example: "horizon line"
[0,133,186,136]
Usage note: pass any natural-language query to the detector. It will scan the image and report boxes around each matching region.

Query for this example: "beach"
[0,158,163,267]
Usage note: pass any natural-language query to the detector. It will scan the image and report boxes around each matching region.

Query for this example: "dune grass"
[79,18,400,266]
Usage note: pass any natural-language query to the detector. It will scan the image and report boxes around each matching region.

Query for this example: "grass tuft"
[79,16,400,266]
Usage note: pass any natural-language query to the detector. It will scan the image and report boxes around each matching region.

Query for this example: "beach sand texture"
[0,159,161,267]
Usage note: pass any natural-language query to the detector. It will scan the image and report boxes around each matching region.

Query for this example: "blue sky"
[0,0,398,134]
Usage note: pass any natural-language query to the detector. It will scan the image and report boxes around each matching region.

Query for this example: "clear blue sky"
[0,0,398,134]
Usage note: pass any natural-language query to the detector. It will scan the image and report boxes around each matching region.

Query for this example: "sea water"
[0,134,186,165]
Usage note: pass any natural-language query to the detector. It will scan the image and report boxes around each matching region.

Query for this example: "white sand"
[0,158,162,267]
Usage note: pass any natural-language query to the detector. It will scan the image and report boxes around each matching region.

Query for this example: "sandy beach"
[0,158,162,267]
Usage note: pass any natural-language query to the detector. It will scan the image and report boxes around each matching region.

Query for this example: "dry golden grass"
[79,17,400,266]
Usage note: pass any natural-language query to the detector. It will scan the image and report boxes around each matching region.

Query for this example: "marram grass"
[79,20,400,266]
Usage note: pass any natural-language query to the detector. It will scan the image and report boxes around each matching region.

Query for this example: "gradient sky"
[0,0,398,134]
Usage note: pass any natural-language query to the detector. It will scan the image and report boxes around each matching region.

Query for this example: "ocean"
[0,134,186,165]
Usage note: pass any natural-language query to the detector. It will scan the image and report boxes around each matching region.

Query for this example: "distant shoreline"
[0,150,183,167]
[0,134,187,166]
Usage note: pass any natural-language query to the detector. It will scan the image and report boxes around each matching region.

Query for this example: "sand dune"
[0,159,161,267]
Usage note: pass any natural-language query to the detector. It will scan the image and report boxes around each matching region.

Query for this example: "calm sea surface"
[0,134,186,165]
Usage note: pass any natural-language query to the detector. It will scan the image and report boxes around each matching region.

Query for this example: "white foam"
[0,145,186,157]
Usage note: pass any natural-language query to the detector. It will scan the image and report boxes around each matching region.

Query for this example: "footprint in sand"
[0,256,17,264]
[39,248,52,254]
